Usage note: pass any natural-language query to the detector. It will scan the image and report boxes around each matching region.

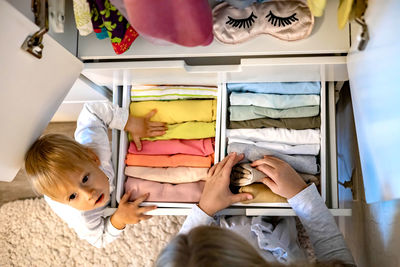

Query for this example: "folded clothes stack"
[226,82,322,204]
[125,85,217,203]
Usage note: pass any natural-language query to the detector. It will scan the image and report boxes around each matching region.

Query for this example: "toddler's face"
[51,161,110,211]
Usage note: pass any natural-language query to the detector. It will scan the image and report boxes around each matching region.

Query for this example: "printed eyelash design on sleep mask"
[213,0,314,44]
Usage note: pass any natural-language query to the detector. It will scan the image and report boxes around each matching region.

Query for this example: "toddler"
[24,102,166,248]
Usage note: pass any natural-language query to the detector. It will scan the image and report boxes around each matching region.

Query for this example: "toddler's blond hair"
[25,133,95,199]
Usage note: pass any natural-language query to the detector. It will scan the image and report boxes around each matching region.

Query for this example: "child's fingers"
[148,130,166,137]
[222,153,244,177]
[230,192,253,204]
[138,205,157,214]
[133,136,142,151]
[148,126,167,132]
[207,163,218,177]
[145,109,158,119]
[148,121,166,127]
[120,190,132,204]
[261,177,277,190]
[213,153,234,175]
[132,192,150,205]
[251,157,276,168]
[255,164,276,179]
[139,215,153,221]
[262,155,286,167]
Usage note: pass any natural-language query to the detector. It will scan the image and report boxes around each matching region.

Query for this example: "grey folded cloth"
[228,143,320,175]
[231,163,320,186]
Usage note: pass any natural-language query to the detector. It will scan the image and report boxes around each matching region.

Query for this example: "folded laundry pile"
[226,82,322,204]
[124,85,217,203]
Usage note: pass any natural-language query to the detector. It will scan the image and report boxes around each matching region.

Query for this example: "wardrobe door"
[347,0,400,203]
[0,0,83,181]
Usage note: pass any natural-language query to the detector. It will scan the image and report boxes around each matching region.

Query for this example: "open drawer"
[78,0,350,60]
[81,56,351,216]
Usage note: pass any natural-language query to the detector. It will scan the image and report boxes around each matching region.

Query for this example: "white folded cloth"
[226,128,320,146]
[227,138,320,155]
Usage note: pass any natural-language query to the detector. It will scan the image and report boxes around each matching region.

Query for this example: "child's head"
[25,134,110,211]
[156,225,347,267]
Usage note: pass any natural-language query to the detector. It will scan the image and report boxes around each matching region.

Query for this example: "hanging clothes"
[87,0,138,54]
[72,0,93,36]
[123,0,213,47]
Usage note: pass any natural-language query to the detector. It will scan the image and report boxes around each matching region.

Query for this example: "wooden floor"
[0,122,76,206]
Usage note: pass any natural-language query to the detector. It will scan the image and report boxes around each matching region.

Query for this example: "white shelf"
[78,0,349,60]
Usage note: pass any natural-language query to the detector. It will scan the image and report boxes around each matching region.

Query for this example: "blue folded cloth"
[227,82,320,95]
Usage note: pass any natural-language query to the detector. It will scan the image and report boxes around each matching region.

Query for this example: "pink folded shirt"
[125,177,205,203]
[126,153,214,168]
[128,138,214,156]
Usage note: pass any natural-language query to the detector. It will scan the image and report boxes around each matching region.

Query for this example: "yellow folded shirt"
[130,99,217,124]
[128,121,216,141]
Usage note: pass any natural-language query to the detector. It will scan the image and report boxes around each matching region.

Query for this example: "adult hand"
[124,109,166,151]
[110,191,157,230]
[198,153,253,216]
[251,156,307,199]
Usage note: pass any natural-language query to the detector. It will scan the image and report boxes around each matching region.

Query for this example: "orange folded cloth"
[125,154,214,168]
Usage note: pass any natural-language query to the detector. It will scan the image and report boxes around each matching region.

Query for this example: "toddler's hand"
[110,191,157,230]
[124,109,166,151]
[198,153,253,216]
[251,156,307,199]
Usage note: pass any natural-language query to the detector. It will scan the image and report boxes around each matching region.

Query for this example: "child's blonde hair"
[156,226,347,267]
[24,133,95,198]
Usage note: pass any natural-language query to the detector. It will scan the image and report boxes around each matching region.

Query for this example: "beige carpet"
[0,198,185,267]
[0,198,315,267]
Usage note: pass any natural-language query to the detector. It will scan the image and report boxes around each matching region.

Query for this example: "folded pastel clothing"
[228,116,321,130]
[130,99,216,124]
[230,93,320,109]
[125,177,205,203]
[227,138,320,155]
[227,82,320,95]
[140,122,216,141]
[128,138,215,156]
[229,105,320,121]
[125,154,214,168]
[131,85,218,101]
[124,166,209,183]
[228,143,319,174]
[227,128,320,145]
[231,163,266,186]
[239,183,287,203]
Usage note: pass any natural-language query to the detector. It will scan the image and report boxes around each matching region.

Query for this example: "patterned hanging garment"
[87,0,138,54]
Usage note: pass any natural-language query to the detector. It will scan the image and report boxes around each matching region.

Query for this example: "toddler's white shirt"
[44,102,129,248]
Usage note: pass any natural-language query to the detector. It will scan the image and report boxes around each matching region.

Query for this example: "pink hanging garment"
[123,0,214,47]
[125,177,205,203]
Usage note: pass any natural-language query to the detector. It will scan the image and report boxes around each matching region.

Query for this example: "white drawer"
[85,57,351,216]
[78,0,349,60]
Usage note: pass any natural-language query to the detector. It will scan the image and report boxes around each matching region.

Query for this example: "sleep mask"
[213,0,314,43]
